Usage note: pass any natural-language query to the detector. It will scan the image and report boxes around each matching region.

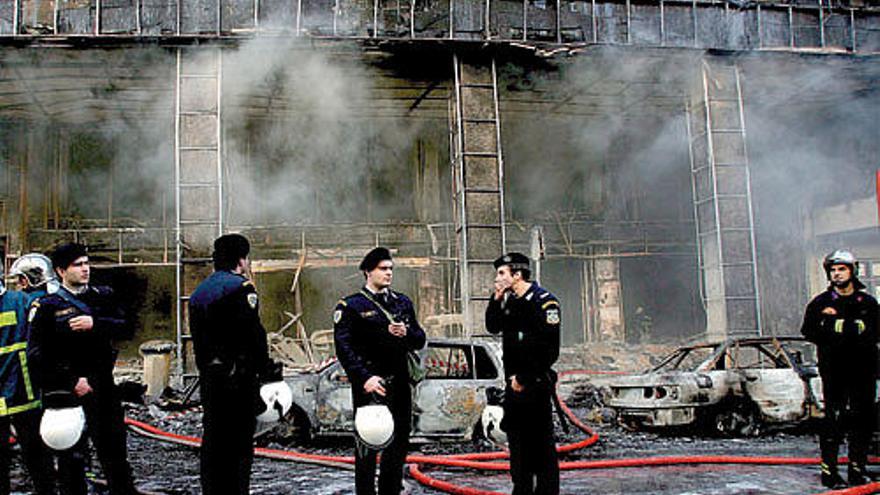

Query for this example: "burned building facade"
[1,0,879,370]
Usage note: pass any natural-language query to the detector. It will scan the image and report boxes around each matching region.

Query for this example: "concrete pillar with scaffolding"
[686,60,762,341]
[450,54,507,336]
[174,47,224,383]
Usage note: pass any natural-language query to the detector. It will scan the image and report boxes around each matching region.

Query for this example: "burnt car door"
[314,361,355,434]
[732,340,811,422]
[413,342,501,439]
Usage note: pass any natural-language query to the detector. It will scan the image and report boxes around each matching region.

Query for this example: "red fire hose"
[125,368,880,495]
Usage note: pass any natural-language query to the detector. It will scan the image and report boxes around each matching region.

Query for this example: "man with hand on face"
[801,249,878,488]
[333,247,426,495]
[486,252,561,495]
[29,243,137,495]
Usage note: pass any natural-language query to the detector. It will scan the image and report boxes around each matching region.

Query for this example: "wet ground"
[11,401,847,495]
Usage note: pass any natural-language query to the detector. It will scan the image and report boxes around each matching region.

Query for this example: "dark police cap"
[359,247,392,272]
[213,233,250,263]
[493,252,530,271]
[51,243,88,270]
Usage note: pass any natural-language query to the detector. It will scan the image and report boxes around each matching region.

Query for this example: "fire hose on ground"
[124,369,880,495]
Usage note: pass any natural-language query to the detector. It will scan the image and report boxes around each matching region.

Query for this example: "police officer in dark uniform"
[486,252,561,495]
[0,267,54,495]
[29,242,137,495]
[801,249,878,488]
[333,247,426,495]
[189,233,281,495]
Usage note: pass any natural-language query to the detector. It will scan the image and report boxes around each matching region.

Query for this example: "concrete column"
[594,258,624,342]
[687,59,762,340]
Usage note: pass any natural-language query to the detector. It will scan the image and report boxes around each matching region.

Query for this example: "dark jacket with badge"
[0,290,40,416]
[333,288,426,400]
[29,285,131,395]
[801,287,878,382]
[189,271,275,386]
[486,283,561,393]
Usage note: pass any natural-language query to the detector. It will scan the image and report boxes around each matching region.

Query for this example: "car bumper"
[617,406,696,427]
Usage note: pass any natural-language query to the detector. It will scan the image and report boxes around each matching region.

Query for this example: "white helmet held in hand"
[256,381,293,423]
[481,404,507,445]
[354,404,394,449]
[40,407,86,450]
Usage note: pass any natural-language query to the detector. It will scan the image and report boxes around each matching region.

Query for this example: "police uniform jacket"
[189,271,273,383]
[0,290,40,416]
[333,289,426,396]
[801,287,878,382]
[29,285,130,395]
[486,283,561,392]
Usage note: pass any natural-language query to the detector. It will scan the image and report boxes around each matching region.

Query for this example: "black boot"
[821,462,848,489]
[848,463,868,486]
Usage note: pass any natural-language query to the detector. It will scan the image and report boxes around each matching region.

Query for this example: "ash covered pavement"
[9,394,843,495]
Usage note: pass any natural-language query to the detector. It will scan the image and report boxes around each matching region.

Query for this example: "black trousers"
[502,388,559,495]
[200,376,258,495]
[56,385,136,495]
[0,409,55,495]
[354,380,412,495]
[819,375,875,470]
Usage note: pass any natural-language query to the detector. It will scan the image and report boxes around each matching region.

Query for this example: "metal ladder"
[174,47,224,382]
[450,54,506,336]
[686,61,762,340]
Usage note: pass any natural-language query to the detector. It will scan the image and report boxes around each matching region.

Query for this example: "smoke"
[221,37,427,227]
[742,55,880,333]
[499,49,700,225]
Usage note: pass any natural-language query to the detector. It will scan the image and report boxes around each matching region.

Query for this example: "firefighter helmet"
[823,249,858,279]
[481,404,507,445]
[256,381,293,423]
[9,253,57,290]
[40,407,86,451]
[354,403,394,449]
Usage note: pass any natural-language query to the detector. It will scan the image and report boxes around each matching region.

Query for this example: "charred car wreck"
[608,337,825,436]
[273,339,504,442]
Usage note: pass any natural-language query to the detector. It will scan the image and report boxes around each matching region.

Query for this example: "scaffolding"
[687,60,762,340]
[174,47,224,379]
[1,1,878,55]
[450,54,506,336]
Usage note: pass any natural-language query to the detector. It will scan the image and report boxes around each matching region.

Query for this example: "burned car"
[608,337,824,435]
[272,339,504,442]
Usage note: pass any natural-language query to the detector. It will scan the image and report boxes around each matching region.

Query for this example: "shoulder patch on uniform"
[541,301,559,310]
[540,292,549,299]
[546,308,560,325]
[28,305,39,323]
[247,292,258,309]
[333,309,343,324]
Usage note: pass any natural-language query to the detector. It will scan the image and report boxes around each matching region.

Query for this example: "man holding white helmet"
[29,242,138,495]
[0,266,54,495]
[801,249,878,488]
[333,247,426,495]
[189,233,284,495]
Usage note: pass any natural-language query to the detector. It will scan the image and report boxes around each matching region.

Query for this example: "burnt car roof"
[648,336,813,373]
[288,338,500,375]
